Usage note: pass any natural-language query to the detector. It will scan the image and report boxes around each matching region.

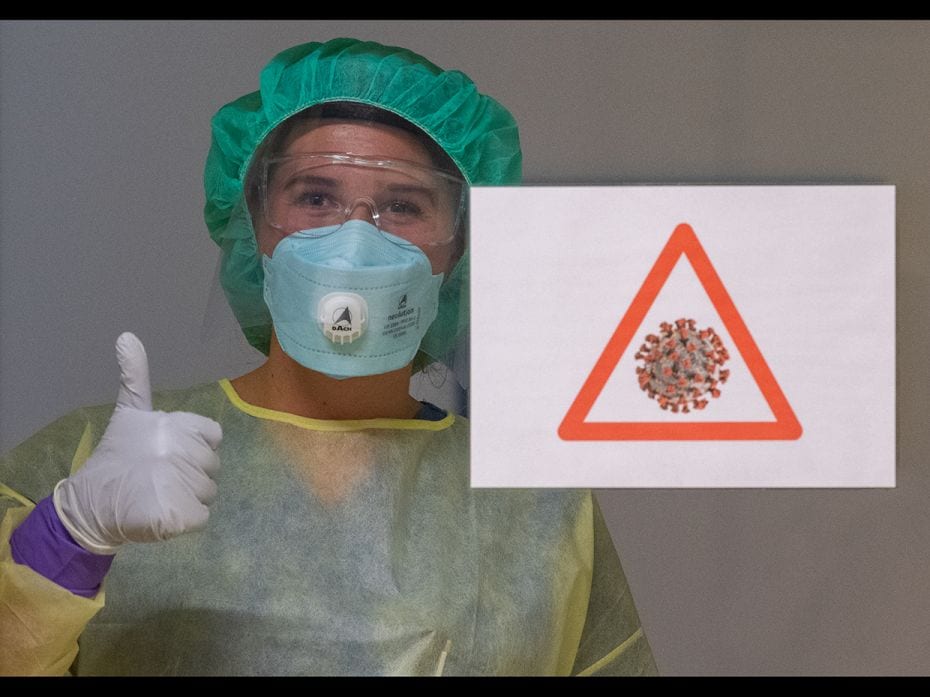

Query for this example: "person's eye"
[293,191,334,208]
[385,199,425,217]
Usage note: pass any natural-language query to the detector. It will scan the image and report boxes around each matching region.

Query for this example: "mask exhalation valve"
[318,292,368,344]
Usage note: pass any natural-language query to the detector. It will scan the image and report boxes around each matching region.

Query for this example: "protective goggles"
[260,153,467,248]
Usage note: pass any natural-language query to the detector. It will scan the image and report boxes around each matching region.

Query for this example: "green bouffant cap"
[203,37,522,361]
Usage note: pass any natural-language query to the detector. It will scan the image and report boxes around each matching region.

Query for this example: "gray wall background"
[1,20,927,675]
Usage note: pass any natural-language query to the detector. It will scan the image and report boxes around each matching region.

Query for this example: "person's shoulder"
[0,402,108,505]
[475,484,593,525]
[70,379,227,426]
[0,380,229,505]
[478,485,591,507]
[1,379,225,466]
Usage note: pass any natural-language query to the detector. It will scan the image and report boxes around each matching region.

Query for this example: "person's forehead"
[281,119,434,167]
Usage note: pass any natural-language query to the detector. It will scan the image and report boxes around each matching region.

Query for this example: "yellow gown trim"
[218,378,456,432]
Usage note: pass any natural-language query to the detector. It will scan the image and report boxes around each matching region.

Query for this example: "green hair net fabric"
[203,38,522,361]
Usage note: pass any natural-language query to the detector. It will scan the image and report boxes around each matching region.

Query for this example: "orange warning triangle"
[558,223,802,441]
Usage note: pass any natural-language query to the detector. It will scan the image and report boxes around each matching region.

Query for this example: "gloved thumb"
[115,332,152,411]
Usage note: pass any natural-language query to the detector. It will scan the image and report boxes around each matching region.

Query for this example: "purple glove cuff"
[10,495,115,598]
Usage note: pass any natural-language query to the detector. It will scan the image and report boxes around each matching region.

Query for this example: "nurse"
[0,38,657,676]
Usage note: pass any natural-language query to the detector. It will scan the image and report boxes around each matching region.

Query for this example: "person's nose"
[344,197,380,227]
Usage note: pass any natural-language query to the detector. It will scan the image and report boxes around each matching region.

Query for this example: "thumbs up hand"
[53,332,223,555]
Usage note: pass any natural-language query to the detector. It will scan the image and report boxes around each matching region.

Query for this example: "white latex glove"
[53,332,223,555]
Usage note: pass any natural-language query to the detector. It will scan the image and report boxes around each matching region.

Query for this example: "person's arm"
[1,333,223,676]
[0,409,110,676]
[570,495,659,676]
[1,497,107,675]
[10,495,115,597]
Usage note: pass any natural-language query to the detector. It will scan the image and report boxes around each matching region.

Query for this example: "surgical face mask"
[262,220,443,379]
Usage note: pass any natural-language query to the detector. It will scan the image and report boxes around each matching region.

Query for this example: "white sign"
[469,186,895,488]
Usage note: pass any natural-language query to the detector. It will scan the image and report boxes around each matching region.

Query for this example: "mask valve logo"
[318,293,368,344]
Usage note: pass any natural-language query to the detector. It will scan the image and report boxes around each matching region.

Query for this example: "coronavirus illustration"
[634,318,730,413]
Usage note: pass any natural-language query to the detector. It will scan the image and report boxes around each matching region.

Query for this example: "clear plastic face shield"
[258,153,466,256]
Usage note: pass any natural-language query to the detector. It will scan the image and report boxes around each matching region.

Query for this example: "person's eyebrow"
[277,175,444,206]
[383,183,438,204]
[280,174,340,190]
